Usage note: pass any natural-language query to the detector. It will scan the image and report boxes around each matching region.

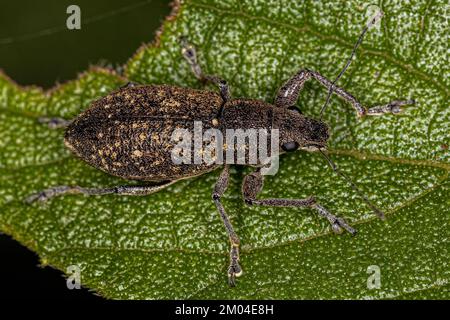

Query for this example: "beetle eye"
[281,141,299,152]
[288,106,302,114]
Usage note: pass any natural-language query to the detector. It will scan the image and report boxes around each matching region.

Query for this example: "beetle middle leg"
[242,169,356,235]
[212,165,242,286]
[180,37,230,102]
[25,180,175,203]
[275,69,414,117]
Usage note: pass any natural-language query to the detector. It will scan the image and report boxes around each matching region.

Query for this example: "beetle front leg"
[365,99,416,115]
[25,181,175,203]
[212,165,242,286]
[275,69,414,117]
[242,169,356,235]
[180,37,230,102]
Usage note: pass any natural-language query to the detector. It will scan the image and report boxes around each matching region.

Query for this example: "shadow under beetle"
[27,14,414,286]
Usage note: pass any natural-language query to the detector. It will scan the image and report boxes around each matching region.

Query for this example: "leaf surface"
[0,0,448,299]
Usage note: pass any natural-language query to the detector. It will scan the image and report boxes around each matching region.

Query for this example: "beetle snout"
[305,118,329,145]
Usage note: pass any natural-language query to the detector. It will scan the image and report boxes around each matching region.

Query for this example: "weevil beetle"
[27,16,414,286]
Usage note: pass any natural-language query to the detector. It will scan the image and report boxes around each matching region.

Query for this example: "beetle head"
[276,108,329,153]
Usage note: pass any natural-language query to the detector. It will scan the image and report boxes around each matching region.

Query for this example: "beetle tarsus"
[38,117,71,129]
[313,204,357,236]
[366,99,416,116]
[228,245,242,287]
[180,37,231,102]
[25,186,74,203]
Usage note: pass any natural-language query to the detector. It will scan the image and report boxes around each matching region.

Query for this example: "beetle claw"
[25,186,73,204]
[25,191,48,204]
[227,261,242,287]
[227,245,242,287]
[335,217,357,236]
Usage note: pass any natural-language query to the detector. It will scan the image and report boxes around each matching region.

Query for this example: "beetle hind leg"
[25,181,175,203]
[37,117,72,129]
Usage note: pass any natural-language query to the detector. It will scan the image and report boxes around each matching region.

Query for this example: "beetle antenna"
[318,149,385,219]
[319,10,383,119]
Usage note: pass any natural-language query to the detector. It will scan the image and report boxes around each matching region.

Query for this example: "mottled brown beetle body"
[65,84,328,182]
[29,30,414,286]
[64,85,223,181]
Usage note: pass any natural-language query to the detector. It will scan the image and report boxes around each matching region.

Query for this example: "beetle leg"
[180,37,230,102]
[212,165,242,286]
[365,99,416,115]
[38,117,72,129]
[25,181,175,203]
[242,169,356,235]
[275,69,414,117]
[120,81,140,89]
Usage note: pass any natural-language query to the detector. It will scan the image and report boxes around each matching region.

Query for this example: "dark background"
[0,0,171,299]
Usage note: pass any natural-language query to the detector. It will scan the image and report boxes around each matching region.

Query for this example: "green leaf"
[0,0,448,299]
